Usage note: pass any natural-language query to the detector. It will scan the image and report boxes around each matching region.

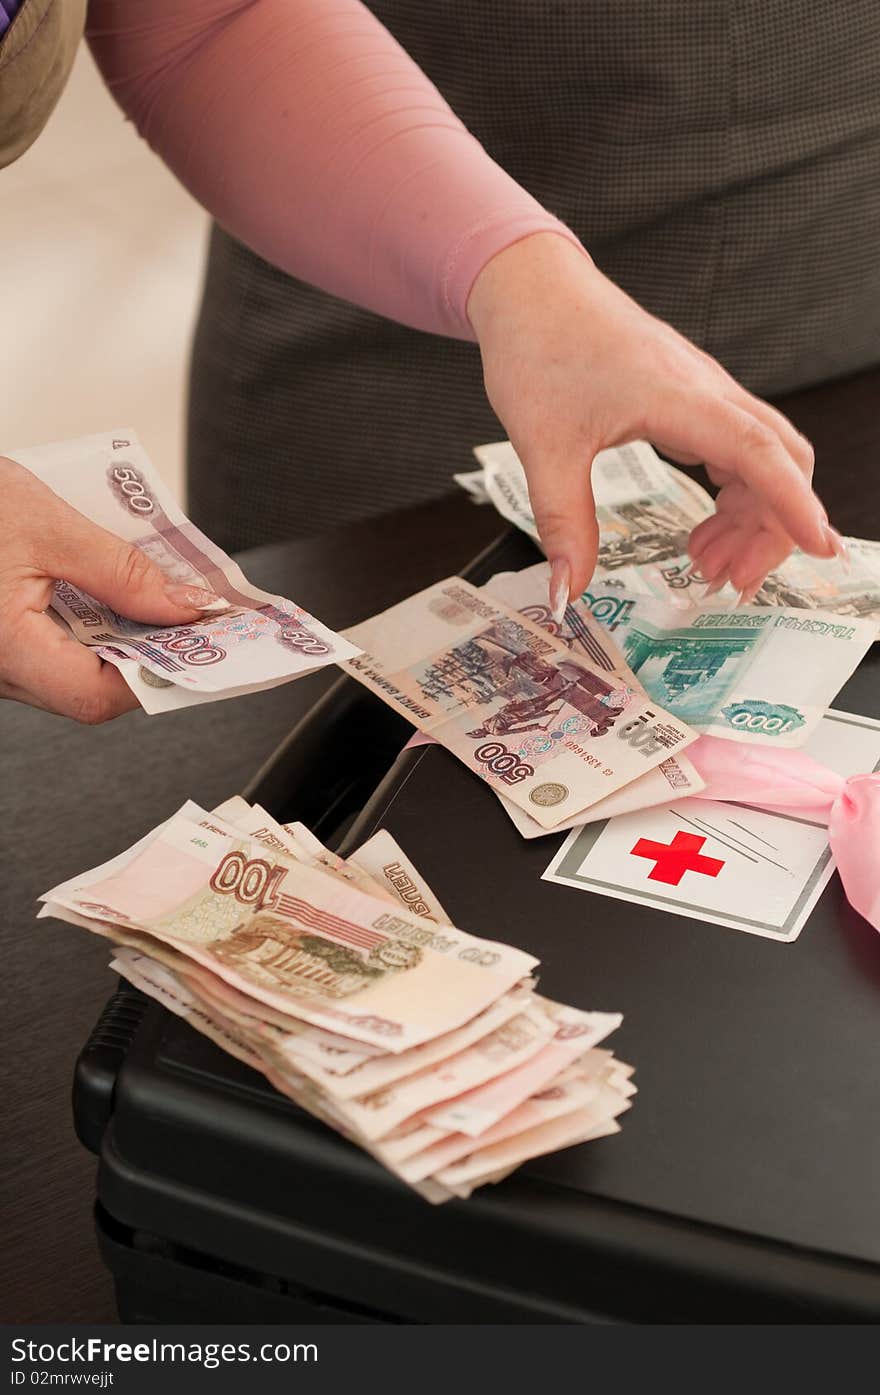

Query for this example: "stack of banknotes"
[10,430,359,712]
[39,800,634,1203]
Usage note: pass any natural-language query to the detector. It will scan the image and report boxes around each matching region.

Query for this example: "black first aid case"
[74,529,880,1324]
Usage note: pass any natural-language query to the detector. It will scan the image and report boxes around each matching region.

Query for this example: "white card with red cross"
[542,710,880,943]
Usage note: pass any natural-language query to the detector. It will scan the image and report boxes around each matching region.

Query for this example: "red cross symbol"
[630,830,725,886]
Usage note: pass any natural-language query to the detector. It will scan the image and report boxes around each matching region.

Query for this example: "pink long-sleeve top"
[86,0,575,340]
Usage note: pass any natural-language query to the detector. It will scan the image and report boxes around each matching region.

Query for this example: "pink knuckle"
[113,545,152,594]
[729,562,755,589]
[72,692,116,726]
[533,505,574,536]
[737,417,775,453]
[655,347,695,387]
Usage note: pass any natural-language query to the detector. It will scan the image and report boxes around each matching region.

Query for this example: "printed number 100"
[209,851,286,907]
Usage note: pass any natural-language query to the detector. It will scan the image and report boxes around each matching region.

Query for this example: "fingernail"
[737,582,761,608]
[704,577,727,597]
[165,584,230,612]
[549,558,571,625]
[822,525,850,566]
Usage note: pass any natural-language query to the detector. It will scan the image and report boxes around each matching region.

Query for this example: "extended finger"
[727,529,794,592]
[724,388,814,479]
[653,396,832,556]
[688,512,729,562]
[684,345,815,475]
[694,531,739,590]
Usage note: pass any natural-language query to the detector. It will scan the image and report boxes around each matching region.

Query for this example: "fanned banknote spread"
[9,430,359,711]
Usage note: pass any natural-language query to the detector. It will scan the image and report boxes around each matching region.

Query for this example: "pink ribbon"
[688,737,880,933]
[405,731,880,932]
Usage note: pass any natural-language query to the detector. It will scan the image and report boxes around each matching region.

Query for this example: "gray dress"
[187,0,880,553]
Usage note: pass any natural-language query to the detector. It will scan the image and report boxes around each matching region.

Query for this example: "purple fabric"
[0,0,24,38]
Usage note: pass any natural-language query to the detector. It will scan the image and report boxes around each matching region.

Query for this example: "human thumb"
[41,495,228,625]
[521,444,601,616]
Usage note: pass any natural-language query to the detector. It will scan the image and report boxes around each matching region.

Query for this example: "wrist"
[466,230,594,340]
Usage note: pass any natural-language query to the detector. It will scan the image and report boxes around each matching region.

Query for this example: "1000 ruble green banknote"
[485,562,877,747]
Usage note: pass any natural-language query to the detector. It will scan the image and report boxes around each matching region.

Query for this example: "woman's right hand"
[467,233,844,608]
[0,456,219,722]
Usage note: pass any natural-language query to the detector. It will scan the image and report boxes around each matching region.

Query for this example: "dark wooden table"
[1,365,878,1322]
